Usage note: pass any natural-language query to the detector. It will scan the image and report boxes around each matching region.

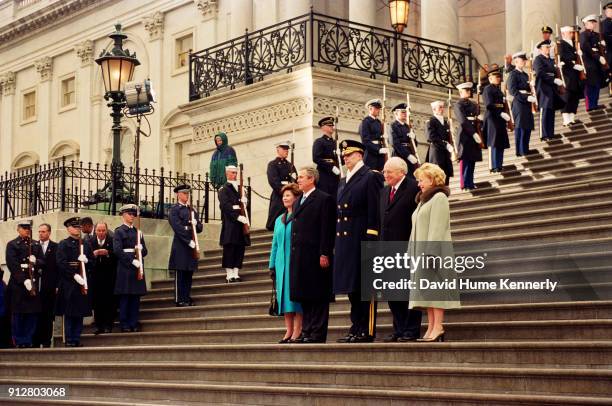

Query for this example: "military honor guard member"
[390,103,419,177]
[533,40,565,140]
[33,223,58,347]
[334,140,384,343]
[558,26,586,125]
[218,165,251,283]
[312,116,341,198]
[506,53,536,155]
[603,3,612,93]
[55,217,94,347]
[113,204,148,333]
[425,101,454,185]
[454,82,483,190]
[266,141,297,231]
[6,220,43,348]
[90,222,118,334]
[580,14,610,110]
[358,99,388,171]
[533,26,557,59]
[482,68,511,172]
[168,184,203,307]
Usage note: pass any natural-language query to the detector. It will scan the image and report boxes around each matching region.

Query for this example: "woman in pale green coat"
[408,163,460,342]
[269,183,303,343]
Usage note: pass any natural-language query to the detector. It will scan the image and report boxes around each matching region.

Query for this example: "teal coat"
[269,214,302,315]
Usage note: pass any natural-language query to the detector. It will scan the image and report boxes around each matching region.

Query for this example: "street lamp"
[95,23,140,214]
[389,0,410,34]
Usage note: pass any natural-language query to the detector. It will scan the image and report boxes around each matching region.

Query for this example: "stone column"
[521,0,561,52]
[278,0,311,21]
[34,57,52,164]
[253,0,277,29]
[194,0,219,48]
[75,40,94,162]
[143,11,164,170]
[230,0,253,38]
[348,0,377,26]
[575,0,600,25]
[421,0,458,45]
[505,0,522,53]
[0,72,15,173]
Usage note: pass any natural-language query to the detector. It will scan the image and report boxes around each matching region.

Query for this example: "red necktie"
[389,187,396,202]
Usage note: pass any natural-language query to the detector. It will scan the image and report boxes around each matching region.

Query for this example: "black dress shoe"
[94,329,105,335]
[234,276,242,283]
[121,328,131,333]
[104,328,112,334]
[352,334,375,343]
[188,298,195,306]
[336,334,355,343]
[302,337,325,344]
[398,335,418,342]
[383,334,399,343]
[176,301,190,307]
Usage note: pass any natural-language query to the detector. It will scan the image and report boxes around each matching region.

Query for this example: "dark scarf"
[415,185,450,204]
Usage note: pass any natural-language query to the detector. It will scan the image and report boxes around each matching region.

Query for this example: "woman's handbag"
[268,272,279,316]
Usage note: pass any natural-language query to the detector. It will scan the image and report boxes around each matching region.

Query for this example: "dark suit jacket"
[290,188,336,302]
[39,240,58,295]
[379,177,419,242]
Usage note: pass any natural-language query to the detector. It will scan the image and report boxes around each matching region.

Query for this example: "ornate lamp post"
[95,24,140,214]
[389,0,410,34]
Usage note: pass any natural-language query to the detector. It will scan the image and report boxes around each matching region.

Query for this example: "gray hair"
[94,222,109,231]
[299,165,319,183]
[384,157,408,174]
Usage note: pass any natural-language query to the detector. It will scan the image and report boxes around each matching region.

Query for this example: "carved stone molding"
[0,71,17,96]
[143,11,164,41]
[34,56,53,82]
[192,97,312,143]
[194,0,218,20]
[75,40,94,67]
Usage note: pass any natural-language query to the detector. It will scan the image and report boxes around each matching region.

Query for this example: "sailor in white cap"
[453,82,482,190]
[507,52,536,155]
[533,40,565,141]
[558,25,586,125]
[359,98,387,171]
[425,100,454,184]
[265,140,297,231]
[579,14,609,111]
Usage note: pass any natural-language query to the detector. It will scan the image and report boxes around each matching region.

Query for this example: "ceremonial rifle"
[500,82,515,132]
[446,90,459,162]
[333,106,345,178]
[135,207,144,280]
[78,236,88,295]
[554,24,568,95]
[238,163,251,236]
[381,85,392,161]
[475,73,486,149]
[405,92,421,163]
[188,198,200,260]
[573,18,588,81]
[25,223,37,297]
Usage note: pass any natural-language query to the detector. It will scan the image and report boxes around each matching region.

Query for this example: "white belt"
[232,205,240,210]
[371,140,380,144]
[123,248,135,253]
[467,117,476,121]
[519,90,529,94]
[592,48,598,51]
[20,264,29,269]
[281,181,289,185]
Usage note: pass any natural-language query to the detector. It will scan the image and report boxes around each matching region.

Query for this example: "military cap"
[536,39,552,49]
[173,183,191,193]
[17,219,33,229]
[582,14,598,23]
[275,140,291,149]
[365,99,383,109]
[63,217,82,228]
[560,26,575,33]
[318,116,335,127]
[225,165,238,172]
[487,67,503,77]
[456,82,474,90]
[392,103,407,112]
[339,139,365,156]
[119,204,139,215]
[605,2,612,9]
[541,26,553,34]
[512,52,527,60]
[430,100,445,109]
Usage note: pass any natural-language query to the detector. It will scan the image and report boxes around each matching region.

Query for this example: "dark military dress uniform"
[506,63,535,156]
[558,38,585,117]
[603,10,612,77]
[218,181,251,280]
[168,188,203,306]
[265,156,296,231]
[580,26,610,110]
[425,115,454,184]
[55,231,94,346]
[113,210,148,332]
[33,239,58,347]
[359,115,386,171]
[390,118,419,177]
[533,49,564,140]
[90,236,117,333]
[334,140,384,343]
[312,127,340,198]
[482,80,510,171]
[454,95,483,190]
[6,230,43,347]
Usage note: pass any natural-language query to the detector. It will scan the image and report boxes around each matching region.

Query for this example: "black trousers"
[388,301,422,338]
[222,244,245,268]
[563,89,581,114]
[33,291,56,347]
[93,294,117,331]
[175,270,193,303]
[301,300,329,342]
[348,292,377,337]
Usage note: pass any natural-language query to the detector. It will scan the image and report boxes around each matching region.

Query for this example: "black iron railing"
[190,11,474,99]
[0,159,251,223]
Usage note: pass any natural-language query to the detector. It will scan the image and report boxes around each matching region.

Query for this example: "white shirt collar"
[123,223,134,229]
[395,119,407,126]
[434,114,445,125]
[98,238,105,245]
[302,187,316,199]
[369,114,378,120]
[392,176,405,191]
[346,160,365,182]
[563,38,573,46]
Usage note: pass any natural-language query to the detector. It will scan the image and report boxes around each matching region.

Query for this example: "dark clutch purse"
[268,271,279,316]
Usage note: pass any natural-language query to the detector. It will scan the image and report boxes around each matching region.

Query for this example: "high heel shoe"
[420,331,445,342]
[278,337,291,344]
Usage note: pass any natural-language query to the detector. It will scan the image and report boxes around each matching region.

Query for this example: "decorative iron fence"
[0,159,251,223]
[190,11,474,99]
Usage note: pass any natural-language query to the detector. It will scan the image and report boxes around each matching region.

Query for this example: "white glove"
[527,95,537,103]
[477,114,484,121]
[332,166,341,175]
[28,254,36,263]
[573,64,584,71]
[601,40,606,46]
[445,143,454,153]
[132,259,141,269]
[189,240,196,249]
[600,56,607,65]
[500,112,511,122]
[73,274,85,286]
[136,244,143,250]
[237,215,249,224]
[407,154,418,164]
[472,133,482,144]
[408,131,416,139]
[78,254,88,263]
[553,78,563,86]
[558,61,565,67]
[577,50,583,57]
[24,279,32,291]
[240,196,248,204]
[379,147,389,155]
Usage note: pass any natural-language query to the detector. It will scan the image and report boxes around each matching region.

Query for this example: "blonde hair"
[414,163,446,186]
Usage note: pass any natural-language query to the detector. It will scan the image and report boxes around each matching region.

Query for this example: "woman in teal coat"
[269,183,303,343]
